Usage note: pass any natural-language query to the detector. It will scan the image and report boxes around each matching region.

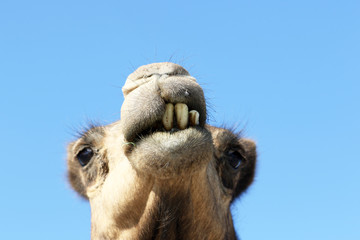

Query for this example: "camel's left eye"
[77,147,94,167]
[226,150,243,169]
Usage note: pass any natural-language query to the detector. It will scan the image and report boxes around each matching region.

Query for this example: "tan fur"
[67,62,257,239]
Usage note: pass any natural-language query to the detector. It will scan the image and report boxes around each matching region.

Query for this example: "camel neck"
[90,170,236,240]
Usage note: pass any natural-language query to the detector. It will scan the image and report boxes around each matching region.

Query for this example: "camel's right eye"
[77,147,94,167]
[226,150,244,169]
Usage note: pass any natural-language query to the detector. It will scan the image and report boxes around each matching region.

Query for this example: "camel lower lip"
[129,126,203,144]
[125,126,214,177]
[133,127,197,144]
[124,127,210,155]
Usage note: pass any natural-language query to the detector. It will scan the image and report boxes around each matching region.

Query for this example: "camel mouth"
[135,126,181,142]
[132,103,201,144]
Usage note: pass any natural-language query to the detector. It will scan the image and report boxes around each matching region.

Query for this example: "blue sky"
[0,0,359,239]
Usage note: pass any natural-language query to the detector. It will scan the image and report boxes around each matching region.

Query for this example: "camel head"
[67,62,256,239]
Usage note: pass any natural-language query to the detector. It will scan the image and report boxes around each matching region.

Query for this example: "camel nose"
[122,62,192,97]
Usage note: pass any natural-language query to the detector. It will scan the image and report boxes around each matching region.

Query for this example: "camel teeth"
[162,103,174,131]
[189,110,199,126]
[175,103,188,130]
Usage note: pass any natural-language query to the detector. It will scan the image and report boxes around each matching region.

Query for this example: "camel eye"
[77,147,94,167]
[226,150,243,169]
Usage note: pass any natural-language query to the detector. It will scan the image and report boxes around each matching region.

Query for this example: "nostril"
[158,78,201,104]
[184,90,190,97]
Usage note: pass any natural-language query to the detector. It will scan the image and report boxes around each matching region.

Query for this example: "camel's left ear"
[233,138,257,200]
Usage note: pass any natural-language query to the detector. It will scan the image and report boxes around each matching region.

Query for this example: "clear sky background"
[0,0,359,239]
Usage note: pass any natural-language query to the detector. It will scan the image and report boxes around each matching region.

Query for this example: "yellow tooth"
[175,103,188,130]
[189,110,200,126]
[162,103,174,131]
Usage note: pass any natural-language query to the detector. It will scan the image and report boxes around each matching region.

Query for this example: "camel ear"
[233,138,257,200]
[240,139,256,160]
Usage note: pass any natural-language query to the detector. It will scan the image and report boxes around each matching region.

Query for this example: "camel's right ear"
[233,138,257,200]
[67,141,88,200]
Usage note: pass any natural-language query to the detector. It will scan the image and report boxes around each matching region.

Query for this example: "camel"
[67,62,257,240]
